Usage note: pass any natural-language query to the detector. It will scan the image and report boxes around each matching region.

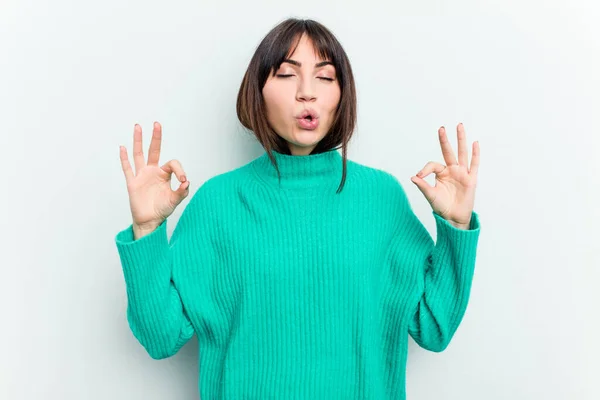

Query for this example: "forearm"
[407,211,481,352]
[116,220,193,359]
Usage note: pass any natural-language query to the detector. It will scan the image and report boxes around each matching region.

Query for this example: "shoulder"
[184,161,253,205]
[345,158,408,199]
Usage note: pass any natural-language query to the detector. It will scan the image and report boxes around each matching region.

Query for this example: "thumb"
[410,175,434,202]
[171,180,190,206]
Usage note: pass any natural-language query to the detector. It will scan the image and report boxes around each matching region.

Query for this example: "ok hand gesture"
[410,123,480,230]
[119,122,191,238]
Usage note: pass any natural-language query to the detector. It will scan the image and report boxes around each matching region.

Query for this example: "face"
[262,33,341,155]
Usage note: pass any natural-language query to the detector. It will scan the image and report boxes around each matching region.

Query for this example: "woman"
[116,17,481,399]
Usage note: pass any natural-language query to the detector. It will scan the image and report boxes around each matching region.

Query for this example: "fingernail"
[180,175,186,182]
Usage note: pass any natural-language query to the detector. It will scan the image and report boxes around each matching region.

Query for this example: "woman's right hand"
[119,122,191,237]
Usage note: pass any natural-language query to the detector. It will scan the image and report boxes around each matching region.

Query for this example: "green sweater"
[115,148,481,399]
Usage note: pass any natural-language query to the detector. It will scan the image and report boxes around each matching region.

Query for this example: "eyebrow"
[282,59,334,68]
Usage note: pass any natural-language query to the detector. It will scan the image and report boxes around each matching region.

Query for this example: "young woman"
[116,18,481,400]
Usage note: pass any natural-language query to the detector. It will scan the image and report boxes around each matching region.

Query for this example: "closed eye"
[276,74,335,82]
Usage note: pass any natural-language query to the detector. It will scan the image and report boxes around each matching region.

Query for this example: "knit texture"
[115,148,481,399]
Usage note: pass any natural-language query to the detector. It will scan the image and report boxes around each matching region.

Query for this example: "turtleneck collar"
[251,148,344,193]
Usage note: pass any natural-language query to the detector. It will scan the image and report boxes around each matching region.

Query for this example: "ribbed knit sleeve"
[114,187,212,359]
[388,182,481,353]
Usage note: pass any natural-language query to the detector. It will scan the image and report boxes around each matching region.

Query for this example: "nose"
[296,79,317,102]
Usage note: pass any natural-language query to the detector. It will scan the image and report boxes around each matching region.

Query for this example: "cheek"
[263,84,288,114]
[262,87,277,119]
[262,85,274,108]
[262,85,290,130]
[322,86,341,113]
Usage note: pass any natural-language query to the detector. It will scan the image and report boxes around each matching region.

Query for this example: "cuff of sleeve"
[432,210,481,232]
[114,219,170,284]
[432,210,481,264]
[115,219,168,245]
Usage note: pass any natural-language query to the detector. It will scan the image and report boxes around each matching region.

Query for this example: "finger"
[438,126,458,166]
[416,161,446,179]
[410,175,435,202]
[161,159,187,184]
[133,124,145,174]
[171,180,191,205]
[469,141,480,176]
[147,121,162,166]
[119,145,135,184]
[456,123,468,167]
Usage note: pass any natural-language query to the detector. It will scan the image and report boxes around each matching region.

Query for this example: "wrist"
[448,220,470,230]
[133,221,162,240]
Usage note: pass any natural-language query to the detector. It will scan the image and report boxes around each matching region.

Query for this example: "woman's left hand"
[410,123,480,230]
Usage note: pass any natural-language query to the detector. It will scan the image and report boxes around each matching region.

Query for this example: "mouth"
[296,115,319,130]
[297,108,319,120]
[295,108,320,130]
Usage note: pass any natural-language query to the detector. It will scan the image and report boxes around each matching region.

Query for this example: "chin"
[289,140,322,152]
[291,130,326,145]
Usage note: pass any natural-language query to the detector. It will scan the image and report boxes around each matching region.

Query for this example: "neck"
[252,148,344,193]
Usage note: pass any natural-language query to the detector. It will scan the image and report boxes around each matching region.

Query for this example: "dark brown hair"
[236,18,357,193]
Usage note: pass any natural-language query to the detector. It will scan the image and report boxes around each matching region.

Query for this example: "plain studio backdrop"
[1,1,598,399]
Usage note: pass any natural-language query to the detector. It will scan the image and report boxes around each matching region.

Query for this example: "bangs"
[258,22,342,88]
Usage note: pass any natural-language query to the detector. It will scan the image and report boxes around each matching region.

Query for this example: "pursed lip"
[295,108,319,119]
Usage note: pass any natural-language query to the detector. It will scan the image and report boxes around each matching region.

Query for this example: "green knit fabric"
[115,148,481,399]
